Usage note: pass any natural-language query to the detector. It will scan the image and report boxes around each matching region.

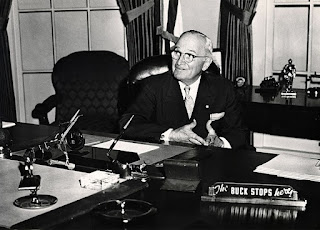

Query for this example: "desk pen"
[106,114,135,157]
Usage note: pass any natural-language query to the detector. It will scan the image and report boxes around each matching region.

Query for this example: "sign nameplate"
[209,182,295,200]
[201,182,307,209]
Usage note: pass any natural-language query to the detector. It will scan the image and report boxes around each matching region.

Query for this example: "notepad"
[93,140,159,155]
[2,121,16,128]
[254,154,320,182]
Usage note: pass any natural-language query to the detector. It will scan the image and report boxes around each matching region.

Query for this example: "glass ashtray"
[92,199,157,223]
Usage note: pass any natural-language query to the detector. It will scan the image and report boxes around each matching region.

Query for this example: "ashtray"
[92,199,157,223]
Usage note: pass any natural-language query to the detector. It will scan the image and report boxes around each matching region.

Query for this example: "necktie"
[184,86,194,118]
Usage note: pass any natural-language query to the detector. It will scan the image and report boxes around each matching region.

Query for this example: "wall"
[180,0,220,47]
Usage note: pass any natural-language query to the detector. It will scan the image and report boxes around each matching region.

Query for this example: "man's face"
[172,33,208,85]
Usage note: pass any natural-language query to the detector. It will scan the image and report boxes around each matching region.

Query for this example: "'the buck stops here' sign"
[208,182,295,199]
[201,182,307,209]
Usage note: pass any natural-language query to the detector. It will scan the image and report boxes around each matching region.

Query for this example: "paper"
[79,170,122,191]
[2,121,16,128]
[254,154,320,182]
[93,140,160,155]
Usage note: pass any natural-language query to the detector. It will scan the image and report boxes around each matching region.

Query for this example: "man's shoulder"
[142,70,172,85]
[203,72,233,86]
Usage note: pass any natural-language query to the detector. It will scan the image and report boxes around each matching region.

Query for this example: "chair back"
[52,51,129,132]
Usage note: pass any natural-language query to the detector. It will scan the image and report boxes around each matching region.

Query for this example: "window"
[271,0,320,88]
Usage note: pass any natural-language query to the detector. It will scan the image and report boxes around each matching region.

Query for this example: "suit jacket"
[120,70,247,149]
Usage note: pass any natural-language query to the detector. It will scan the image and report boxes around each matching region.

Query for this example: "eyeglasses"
[171,50,207,63]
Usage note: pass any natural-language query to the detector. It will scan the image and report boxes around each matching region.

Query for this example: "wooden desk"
[5,123,320,229]
[47,148,320,230]
[239,86,320,141]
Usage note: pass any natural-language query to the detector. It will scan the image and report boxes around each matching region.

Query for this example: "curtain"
[117,0,180,68]
[160,0,181,53]
[117,0,161,68]
[164,0,178,53]
[0,0,16,122]
[218,0,258,86]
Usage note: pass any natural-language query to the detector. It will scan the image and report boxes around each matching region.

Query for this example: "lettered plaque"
[201,182,307,209]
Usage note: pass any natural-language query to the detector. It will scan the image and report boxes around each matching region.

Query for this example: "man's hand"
[205,116,224,147]
[169,119,206,145]
[205,133,224,147]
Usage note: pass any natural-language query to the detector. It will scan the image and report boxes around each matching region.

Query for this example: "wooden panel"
[90,10,125,56]
[18,0,50,10]
[54,11,89,61]
[90,0,119,8]
[311,6,320,73]
[23,73,55,124]
[53,0,87,8]
[19,12,54,71]
[273,6,309,72]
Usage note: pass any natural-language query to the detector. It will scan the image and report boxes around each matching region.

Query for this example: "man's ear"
[202,58,213,71]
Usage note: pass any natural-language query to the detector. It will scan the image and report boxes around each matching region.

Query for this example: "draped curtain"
[117,0,161,68]
[117,0,179,68]
[164,0,178,53]
[0,0,16,122]
[218,0,258,85]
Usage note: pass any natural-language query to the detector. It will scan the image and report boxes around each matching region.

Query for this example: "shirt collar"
[178,76,201,100]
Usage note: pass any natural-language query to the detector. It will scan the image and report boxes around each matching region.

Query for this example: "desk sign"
[201,182,307,209]
[281,91,297,98]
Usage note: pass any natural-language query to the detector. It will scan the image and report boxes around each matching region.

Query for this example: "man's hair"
[179,30,213,58]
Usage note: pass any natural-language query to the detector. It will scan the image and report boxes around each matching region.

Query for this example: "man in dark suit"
[120,30,247,149]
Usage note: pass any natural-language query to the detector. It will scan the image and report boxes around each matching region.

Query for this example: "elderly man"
[120,30,247,149]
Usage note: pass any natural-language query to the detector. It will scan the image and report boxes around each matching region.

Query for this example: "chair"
[32,51,129,133]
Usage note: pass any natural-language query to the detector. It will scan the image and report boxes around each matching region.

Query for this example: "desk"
[4,123,320,229]
[45,149,320,230]
[240,86,320,141]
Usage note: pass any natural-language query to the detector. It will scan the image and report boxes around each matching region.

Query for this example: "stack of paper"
[254,154,320,182]
[93,140,159,155]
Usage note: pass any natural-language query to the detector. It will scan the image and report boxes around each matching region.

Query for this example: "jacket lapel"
[193,75,215,117]
[164,76,190,121]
